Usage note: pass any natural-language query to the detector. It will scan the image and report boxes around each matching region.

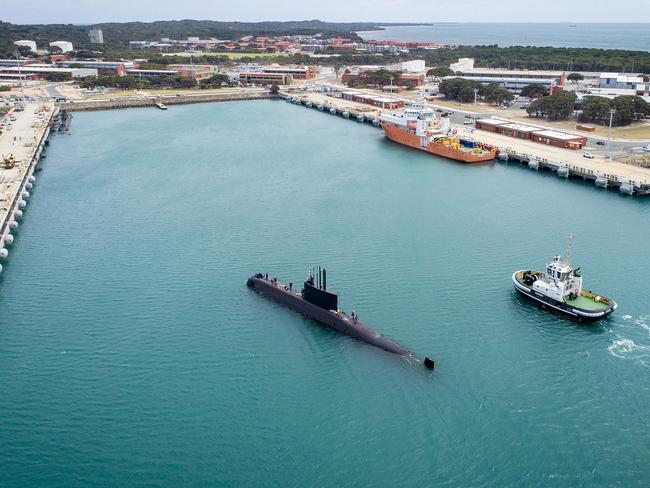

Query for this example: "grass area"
[162,52,287,59]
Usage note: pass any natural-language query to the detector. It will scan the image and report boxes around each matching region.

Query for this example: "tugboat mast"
[563,233,575,266]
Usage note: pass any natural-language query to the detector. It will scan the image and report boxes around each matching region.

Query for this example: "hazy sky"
[6,0,649,24]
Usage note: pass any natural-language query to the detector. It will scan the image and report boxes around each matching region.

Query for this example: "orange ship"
[379,106,496,163]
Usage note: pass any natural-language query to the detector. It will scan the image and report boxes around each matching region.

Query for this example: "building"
[88,29,104,44]
[14,40,37,53]
[599,73,644,89]
[126,69,180,78]
[168,64,214,80]
[0,65,97,79]
[57,60,134,75]
[239,72,292,85]
[340,91,404,109]
[129,41,172,50]
[446,58,565,94]
[261,66,316,80]
[530,130,587,149]
[400,60,426,73]
[475,118,587,149]
[0,59,31,67]
[49,41,74,53]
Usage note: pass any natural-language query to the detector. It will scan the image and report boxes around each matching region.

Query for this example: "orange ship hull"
[381,122,496,163]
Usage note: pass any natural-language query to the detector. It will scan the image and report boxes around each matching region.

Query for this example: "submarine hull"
[247,275,411,357]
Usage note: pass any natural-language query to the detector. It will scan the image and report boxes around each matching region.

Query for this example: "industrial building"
[14,40,37,53]
[446,58,565,94]
[88,29,104,44]
[126,69,180,78]
[599,73,644,89]
[49,41,74,53]
[57,60,135,75]
[475,118,587,149]
[168,64,215,80]
[340,91,404,109]
[0,65,97,79]
[261,66,316,80]
[239,72,292,85]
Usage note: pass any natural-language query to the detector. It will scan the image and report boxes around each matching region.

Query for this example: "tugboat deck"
[564,292,610,311]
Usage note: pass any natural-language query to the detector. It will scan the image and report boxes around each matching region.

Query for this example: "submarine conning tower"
[302,267,338,311]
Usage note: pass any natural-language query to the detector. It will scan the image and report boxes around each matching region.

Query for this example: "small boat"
[512,235,617,321]
[155,101,167,110]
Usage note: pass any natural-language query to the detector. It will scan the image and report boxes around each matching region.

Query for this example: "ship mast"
[563,233,574,266]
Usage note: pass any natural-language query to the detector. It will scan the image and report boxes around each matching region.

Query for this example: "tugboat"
[512,235,617,321]
[247,268,434,369]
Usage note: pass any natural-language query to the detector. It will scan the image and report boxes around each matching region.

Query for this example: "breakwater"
[63,90,271,112]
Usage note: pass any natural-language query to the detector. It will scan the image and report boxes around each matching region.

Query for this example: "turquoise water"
[1,100,650,487]
[358,23,650,51]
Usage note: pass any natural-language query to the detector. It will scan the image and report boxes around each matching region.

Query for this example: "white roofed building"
[50,41,74,53]
[14,40,37,53]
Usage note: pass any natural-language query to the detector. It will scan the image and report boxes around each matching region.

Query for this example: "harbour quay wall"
[0,104,54,267]
[63,91,272,111]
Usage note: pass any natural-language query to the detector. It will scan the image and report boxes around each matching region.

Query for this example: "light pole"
[473,88,479,121]
[606,108,615,159]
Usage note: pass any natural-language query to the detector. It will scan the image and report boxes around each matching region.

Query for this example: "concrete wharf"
[282,92,650,197]
[0,102,54,271]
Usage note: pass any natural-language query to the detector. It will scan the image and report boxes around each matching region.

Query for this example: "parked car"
[583,152,595,159]
[642,145,650,152]
[463,120,474,125]
[595,140,606,145]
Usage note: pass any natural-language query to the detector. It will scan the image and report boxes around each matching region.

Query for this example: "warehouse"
[530,130,587,149]
[475,118,587,149]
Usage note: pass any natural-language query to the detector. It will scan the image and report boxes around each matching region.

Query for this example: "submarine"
[247,268,434,369]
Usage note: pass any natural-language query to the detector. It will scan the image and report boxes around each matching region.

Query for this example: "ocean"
[1,100,649,487]
[358,23,650,51]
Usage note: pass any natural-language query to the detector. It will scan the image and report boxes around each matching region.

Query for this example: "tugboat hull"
[512,271,616,322]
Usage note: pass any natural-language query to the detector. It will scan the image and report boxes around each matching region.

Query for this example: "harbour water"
[358,23,650,51]
[1,100,649,487]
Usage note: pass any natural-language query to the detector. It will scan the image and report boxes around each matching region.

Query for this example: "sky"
[6,0,649,24]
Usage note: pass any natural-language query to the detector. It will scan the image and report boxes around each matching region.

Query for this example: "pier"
[0,102,54,271]
[282,91,650,197]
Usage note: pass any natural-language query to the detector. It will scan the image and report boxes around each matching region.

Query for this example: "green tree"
[519,83,548,98]
[269,84,279,95]
[46,72,72,82]
[527,90,576,120]
[567,72,584,83]
[199,73,230,89]
[427,66,454,78]
[578,96,613,124]
[439,77,480,102]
